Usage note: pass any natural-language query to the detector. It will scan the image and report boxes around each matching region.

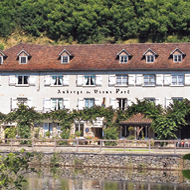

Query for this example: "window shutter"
[128,74,135,85]
[77,75,83,86]
[43,98,51,112]
[27,98,32,108]
[50,123,53,136]
[185,74,190,85]
[155,98,160,105]
[29,75,36,86]
[110,98,116,109]
[63,98,70,109]
[96,75,102,86]
[127,98,133,106]
[165,98,171,108]
[12,98,18,110]
[163,74,171,85]
[156,74,163,85]
[9,75,16,86]
[63,75,69,86]
[78,98,84,110]
[95,98,100,106]
[108,75,115,86]
[136,74,142,86]
[44,75,51,86]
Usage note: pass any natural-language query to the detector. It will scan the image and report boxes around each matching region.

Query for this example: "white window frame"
[144,98,155,103]
[173,54,182,62]
[51,76,63,86]
[17,75,29,86]
[143,74,156,86]
[172,97,183,103]
[119,55,128,63]
[75,123,84,137]
[61,55,69,63]
[0,56,3,65]
[17,98,28,105]
[84,75,96,86]
[51,98,63,110]
[146,55,155,63]
[19,56,28,64]
[116,75,128,86]
[85,98,94,108]
[117,98,127,110]
[171,75,184,86]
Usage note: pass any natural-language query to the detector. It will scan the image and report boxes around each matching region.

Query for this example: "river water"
[21,166,190,190]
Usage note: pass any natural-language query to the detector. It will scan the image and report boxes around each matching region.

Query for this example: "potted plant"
[75,131,81,138]
[45,131,51,138]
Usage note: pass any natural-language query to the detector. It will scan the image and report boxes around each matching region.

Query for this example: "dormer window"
[61,55,69,63]
[120,55,128,63]
[59,49,72,64]
[143,48,157,63]
[146,55,155,63]
[170,48,185,63]
[20,56,27,64]
[174,54,182,62]
[117,49,131,63]
[17,49,31,64]
[0,50,6,65]
[0,56,3,65]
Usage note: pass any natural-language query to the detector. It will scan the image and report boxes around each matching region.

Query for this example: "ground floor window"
[43,123,53,138]
[75,123,84,136]
[85,98,94,108]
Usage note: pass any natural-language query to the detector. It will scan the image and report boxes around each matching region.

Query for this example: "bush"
[128,135,135,140]
[104,127,118,146]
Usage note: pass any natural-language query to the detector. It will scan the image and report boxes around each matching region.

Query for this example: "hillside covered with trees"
[0,0,190,48]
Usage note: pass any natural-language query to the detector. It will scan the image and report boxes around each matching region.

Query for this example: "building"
[0,42,190,139]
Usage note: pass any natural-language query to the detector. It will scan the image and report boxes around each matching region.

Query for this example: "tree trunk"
[136,126,144,139]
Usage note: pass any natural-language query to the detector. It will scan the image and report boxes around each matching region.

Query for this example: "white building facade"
[0,43,190,139]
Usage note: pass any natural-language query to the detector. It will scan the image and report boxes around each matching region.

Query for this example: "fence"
[0,138,190,154]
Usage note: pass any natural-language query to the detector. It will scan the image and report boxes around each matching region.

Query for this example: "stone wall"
[27,152,189,170]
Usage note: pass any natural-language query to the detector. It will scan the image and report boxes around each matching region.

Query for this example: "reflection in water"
[21,167,190,190]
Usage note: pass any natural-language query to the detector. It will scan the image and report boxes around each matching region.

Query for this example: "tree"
[5,104,43,141]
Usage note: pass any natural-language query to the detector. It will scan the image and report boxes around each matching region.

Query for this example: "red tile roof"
[120,113,152,125]
[2,42,190,71]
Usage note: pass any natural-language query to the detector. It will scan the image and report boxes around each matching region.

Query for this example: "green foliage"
[45,131,51,138]
[182,170,190,180]
[2,0,190,43]
[0,149,34,189]
[0,43,4,50]
[5,104,43,141]
[104,127,118,146]
[183,154,190,160]
[4,127,16,139]
[128,135,135,140]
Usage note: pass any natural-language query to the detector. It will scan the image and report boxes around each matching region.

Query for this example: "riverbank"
[1,151,189,171]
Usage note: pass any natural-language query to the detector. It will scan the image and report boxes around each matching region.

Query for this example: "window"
[17,76,29,85]
[61,55,69,63]
[172,97,183,102]
[146,55,154,63]
[119,55,128,63]
[85,98,94,108]
[0,56,3,64]
[172,75,184,85]
[173,54,182,62]
[19,56,27,64]
[143,75,155,86]
[17,98,28,105]
[43,123,53,138]
[75,123,84,136]
[84,76,95,85]
[51,76,63,85]
[116,75,128,86]
[117,98,127,110]
[144,98,155,103]
[51,98,63,110]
